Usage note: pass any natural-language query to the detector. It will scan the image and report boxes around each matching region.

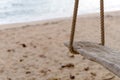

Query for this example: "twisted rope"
[100,0,105,46]
[69,0,105,54]
[69,0,79,53]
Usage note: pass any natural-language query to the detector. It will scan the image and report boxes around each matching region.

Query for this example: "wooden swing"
[65,0,120,77]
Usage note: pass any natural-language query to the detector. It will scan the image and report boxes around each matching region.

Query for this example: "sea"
[0,0,120,24]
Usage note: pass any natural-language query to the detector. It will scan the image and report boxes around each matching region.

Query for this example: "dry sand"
[0,11,120,80]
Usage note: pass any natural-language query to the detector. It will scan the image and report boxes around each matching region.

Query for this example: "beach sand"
[0,11,120,80]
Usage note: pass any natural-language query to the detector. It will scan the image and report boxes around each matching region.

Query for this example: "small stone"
[70,75,75,79]
[21,44,27,48]
[40,70,47,75]
[19,59,24,62]
[26,71,31,74]
[7,49,15,52]
[90,72,96,76]
[61,63,75,69]
[48,69,51,72]
[39,55,46,58]
[84,67,89,71]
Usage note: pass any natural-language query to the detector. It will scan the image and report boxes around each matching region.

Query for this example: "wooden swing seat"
[65,41,120,77]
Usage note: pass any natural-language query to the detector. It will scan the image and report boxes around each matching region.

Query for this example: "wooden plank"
[65,41,120,77]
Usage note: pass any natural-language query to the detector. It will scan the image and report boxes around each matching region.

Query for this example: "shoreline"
[0,10,120,30]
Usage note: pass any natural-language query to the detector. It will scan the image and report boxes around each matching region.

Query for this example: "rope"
[100,0,105,46]
[69,0,79,53]
[69,0,105,53]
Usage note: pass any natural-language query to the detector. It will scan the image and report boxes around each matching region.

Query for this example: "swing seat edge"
[64,41,120,78]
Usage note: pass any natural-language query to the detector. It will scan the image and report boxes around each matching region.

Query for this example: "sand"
[0,11,120,80]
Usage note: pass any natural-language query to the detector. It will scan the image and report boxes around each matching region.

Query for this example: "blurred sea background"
[0,0,120,24]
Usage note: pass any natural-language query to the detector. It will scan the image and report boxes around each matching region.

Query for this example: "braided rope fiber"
[69,0,105,53]
[100,0,105,46]
[69,0,79,53]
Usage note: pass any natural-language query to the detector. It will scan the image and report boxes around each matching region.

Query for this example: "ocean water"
[0,0,120,24]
